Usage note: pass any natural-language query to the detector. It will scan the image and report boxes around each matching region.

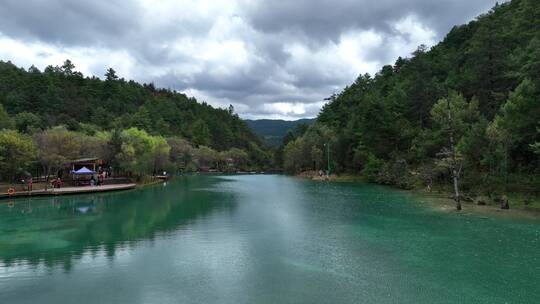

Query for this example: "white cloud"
[0,0,497,119]
[391,15,437,53]
[0,33,137,77]
[338,30,384,75]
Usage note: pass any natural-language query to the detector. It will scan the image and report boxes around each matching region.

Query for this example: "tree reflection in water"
[0,176,237,270]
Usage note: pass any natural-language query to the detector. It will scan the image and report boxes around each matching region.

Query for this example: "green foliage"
[0,130,36,181]
[116,128,170,177]
[105,68,118,81]
[0,59,268,174]
[192,146,220,168]
[361,154,384,182]
[221,148,249,171]
[166,136,255,171]
[428,93,483,177]
[14,112,42,133]
[531,138,540,156]
[430,94,481,140]
[167,136,193,169]
[488,79,539,173]
[0,103,14,130]
[282,123,336,173]
[80,131,112,162]
[131,106,152,131]
[283,0,540,194]
[245,119,315,147]
[151,136,172,173]
[33,126,81,175]
[190,119,211,146]
[491,79,539,149]
[283,138,305,174]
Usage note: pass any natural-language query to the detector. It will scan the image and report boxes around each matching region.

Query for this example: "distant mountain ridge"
[244,118,315,147]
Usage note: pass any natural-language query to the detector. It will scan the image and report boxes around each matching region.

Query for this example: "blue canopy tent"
[71,167,96,175]
[71,167,97,186]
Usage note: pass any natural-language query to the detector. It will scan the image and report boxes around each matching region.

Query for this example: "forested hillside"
[0,60,265,151]
[283,0,539,205]
[245,118,314,146]
[0,60,270,181]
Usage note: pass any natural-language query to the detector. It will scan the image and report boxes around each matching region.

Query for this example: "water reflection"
[0,176,237,269]
[0,175,538,304]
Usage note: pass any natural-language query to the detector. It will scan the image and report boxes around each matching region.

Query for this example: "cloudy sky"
[0,0,499,120]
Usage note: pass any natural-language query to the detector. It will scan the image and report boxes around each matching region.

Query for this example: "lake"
[0,175,538,303]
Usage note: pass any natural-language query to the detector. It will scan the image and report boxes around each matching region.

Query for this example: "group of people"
[20,176,62,192]
[89,172,106,186]
[318,169,330,178]
[15,165,115,192]
[89,166,112,186]
[51,177,63,188]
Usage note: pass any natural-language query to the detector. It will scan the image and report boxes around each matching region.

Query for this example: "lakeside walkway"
[0,183,136,200]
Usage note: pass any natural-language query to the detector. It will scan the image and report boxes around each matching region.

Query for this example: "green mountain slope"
[0,61,265,154]
[245,119,314,147]
[283,0,540,200]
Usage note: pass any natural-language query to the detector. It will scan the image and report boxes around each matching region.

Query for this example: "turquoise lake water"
[0,175,538,303]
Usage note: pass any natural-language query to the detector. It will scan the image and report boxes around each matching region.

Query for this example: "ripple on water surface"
[0,175,538,304]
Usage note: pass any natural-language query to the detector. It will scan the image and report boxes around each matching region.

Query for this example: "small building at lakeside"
[66,158,104,173]
[62,158,106,185]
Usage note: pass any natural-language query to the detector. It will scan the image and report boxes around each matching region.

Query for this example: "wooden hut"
[66,158,104,173]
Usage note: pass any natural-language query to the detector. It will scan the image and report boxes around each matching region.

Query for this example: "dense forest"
[282,0,539,207]
[245,118,314,147]
[0,60,270,182]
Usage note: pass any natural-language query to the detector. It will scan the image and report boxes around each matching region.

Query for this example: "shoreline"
[0,175,170,202]
[0,183,137,201]
[410,189,540,221]
[295,172,540,220]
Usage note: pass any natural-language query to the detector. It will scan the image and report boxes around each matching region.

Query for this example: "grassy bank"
[297,171,540,215]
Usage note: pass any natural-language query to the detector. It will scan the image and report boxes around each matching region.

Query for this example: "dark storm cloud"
[0,0,213,65]
[243,0,497,44]
[0,0,139,45]
[0,0,501,119]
